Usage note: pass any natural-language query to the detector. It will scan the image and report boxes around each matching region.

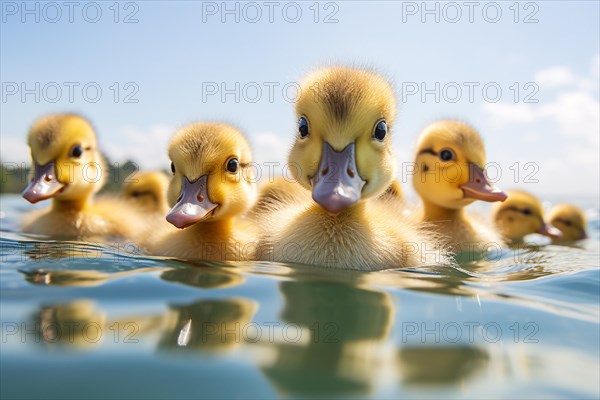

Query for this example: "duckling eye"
[439,148,455,162]
[373,120,387,141]
[298,117,309,138]
[70,145,83,158]
[564,220,573,227]
[522,208,532,216]
[170,162,176,174]
[226,158,239,173]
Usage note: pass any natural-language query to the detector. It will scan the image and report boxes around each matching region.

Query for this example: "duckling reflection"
[159,263,244,289]
[21,241,106,262]
[22,266,163,287]
[35,300,107,350]
[158,298,257,352]
[156,265,255,353]
[260,279,393,396]
[32,300,167,351]
[396,346,489,385]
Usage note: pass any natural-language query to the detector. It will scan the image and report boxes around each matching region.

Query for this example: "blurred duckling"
[412,120,507,253]
[21,114,145,239]
[150,123,257,261]
[257,66,450,270]
[122,171,170,215]
[493,190,562,243]
[547,204,587,241]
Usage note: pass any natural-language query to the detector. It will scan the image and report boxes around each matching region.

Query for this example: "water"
[1,194,599,399]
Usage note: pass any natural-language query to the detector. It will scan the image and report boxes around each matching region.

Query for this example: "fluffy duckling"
[257,66,450,270]
[150,123,257,261]
[122,171,170,215]
[379,179,403,202]
[547,204,588,241]
[412,120,507,253]
[251,176,402,221]
[493,190,562,243]
[21,114,144,239]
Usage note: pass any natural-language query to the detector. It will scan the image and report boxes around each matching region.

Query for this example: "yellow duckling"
[21,114,143,239]
[251,176,402,221]
[493,190,562,243]
[150,123,257,261]
[547,204,588,241]
[378,179,403,202]
[412,120,507,253]
[257,66,450,270]
[122,171,170,215]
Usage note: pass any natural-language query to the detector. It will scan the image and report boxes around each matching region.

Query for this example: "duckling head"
[22,114,105,204]
[123,171,170,212]
[288,66,397,214]
[547,204,587,240]
[166,123,256,229]
[412,120,507,210]
[493,190,562,241]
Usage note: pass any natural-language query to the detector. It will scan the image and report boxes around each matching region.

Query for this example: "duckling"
[257,66,450,270]
[21,114,144,239]
[150,123,257,261]
[378,179,403,202]
[412,120,507,254]
[547,204,587,241]
[122,171,170,215]
[493,190,562,243]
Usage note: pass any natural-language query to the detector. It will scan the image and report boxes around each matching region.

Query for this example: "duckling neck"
[422,200,465,223]
[51,197,90,213]
[188,219,235,240]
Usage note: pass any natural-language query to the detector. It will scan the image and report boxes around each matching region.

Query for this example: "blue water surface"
[1,194,599,399]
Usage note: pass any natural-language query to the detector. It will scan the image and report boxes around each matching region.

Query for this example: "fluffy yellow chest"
[262,202,439,270]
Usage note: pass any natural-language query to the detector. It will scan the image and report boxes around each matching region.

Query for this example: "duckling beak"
[166,175,217,229]
[461,164,507,202]
[22,162,65,204]
[537,222,563,239]
[311,142,366,215]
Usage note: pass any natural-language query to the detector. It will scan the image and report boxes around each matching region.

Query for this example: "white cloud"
[534,65,595,91]
[539,91,600,146]
[249,132,290,180]
[592,54,600,78]
[481,55,600,195]
[0,136,29,164]
[102,124,173,170]
[523,131,542,144]
[483,59,599,147]
[534,66,576,88]
[482,103,537,127]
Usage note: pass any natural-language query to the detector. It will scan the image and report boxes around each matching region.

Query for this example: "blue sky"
[1,0,599,197]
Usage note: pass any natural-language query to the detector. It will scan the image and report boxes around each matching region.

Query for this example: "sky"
[1,0,599,198]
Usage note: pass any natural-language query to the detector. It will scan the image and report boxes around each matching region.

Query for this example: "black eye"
[298,117,309,138]
[373,120,387,141]
[226,158,239,173]
[70,145,83,158]
[564,220,573,227]
[522,208,532,216]
[439,148,455,162]
[170,162,176,174]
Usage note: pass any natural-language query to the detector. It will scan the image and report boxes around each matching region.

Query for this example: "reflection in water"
[22,267,162,286]
[397,346,489,385]
[158,265,258,353]
[24,264,257,354]
[160,265,244,289]
[261,279,393,396]
[158,298,257,352]
[35,300,107,350]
